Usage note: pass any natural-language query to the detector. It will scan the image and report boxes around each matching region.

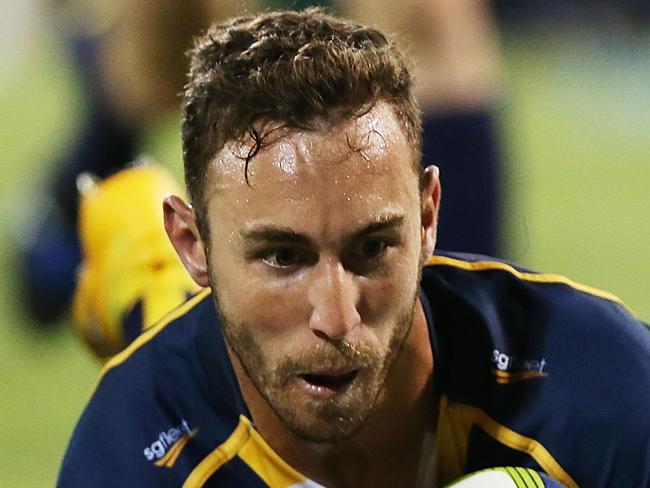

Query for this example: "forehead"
[203,103,420,230]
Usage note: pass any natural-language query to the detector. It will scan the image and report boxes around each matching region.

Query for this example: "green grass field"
[0,26,648,487]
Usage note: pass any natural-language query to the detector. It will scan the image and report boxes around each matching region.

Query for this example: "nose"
[308,258,361,341]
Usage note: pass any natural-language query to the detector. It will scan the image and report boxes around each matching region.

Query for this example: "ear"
[420,165,441,259]
[163,195,209,287]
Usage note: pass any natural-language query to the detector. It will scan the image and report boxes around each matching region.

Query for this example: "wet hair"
[182,7,422,219]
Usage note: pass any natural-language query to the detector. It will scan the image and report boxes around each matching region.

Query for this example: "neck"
[229,298,436,488]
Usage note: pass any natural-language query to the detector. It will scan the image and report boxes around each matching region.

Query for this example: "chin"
[265,373,383,444]
[279,404,370,444]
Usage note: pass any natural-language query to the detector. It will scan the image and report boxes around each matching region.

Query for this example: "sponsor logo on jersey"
[143,419,198,468]
[491,349,548,384]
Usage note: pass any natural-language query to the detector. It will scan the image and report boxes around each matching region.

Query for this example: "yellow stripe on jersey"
[238,417,308,487]
[155,429,199,468]
[425,255,632,314]
[183,415,308,488]
[94,288,211,392]
[436,397,579,488]
[491,369,549,384]
[183,416,251,488]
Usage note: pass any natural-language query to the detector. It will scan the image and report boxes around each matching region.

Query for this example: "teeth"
[299,371,357,392]
[303,382,330,395]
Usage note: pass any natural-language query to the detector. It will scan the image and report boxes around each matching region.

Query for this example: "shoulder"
[422,251,645,340]
[58,290,222,486]
[99,289,213,381]
[422,251,650,382]
[423,251,630,311]
[425,252,650,486]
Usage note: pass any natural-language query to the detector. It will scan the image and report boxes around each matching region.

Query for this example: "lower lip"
[297,371,358,399]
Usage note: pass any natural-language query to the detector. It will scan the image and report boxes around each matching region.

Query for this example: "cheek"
[252,280,310,333]
[216,267,311,339]
[360,263,419,327]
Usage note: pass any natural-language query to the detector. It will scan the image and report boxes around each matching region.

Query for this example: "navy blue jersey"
[58,252,650,487]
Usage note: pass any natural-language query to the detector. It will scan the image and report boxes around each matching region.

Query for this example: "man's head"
[181,7,422,223]
[165,8,440,443]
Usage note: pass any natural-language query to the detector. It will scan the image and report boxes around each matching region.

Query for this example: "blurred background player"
[341,0,503,255]
[19,0,259,323]
[18,0,505,331]
[72,163,202,359]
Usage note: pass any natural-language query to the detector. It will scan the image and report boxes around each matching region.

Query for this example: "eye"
[262,247,304,268]
[360,239,387,258]
[343,237,394,276]
[348,238,389,261]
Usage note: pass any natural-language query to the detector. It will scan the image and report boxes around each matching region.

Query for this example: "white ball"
[446,467,558,487]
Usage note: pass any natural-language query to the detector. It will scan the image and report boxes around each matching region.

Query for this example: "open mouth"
[298,370,359,396]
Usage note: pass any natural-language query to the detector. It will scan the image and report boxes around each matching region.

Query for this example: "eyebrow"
[241,214,406,245]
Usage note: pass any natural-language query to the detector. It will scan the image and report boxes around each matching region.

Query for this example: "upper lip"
[299,367,359,377]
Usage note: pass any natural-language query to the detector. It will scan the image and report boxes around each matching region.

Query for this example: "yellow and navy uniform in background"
[72,165,202,359]
[58,252,650,487]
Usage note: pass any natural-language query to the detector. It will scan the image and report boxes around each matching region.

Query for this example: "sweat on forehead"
[203,103,414,192]
[181,8,422,210]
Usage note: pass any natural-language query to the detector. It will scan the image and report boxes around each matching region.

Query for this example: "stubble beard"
[215,291,418,444]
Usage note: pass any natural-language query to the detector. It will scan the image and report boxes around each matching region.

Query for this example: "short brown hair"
[182,7,422,212]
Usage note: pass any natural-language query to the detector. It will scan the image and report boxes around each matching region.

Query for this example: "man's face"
[202,103,431,443]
